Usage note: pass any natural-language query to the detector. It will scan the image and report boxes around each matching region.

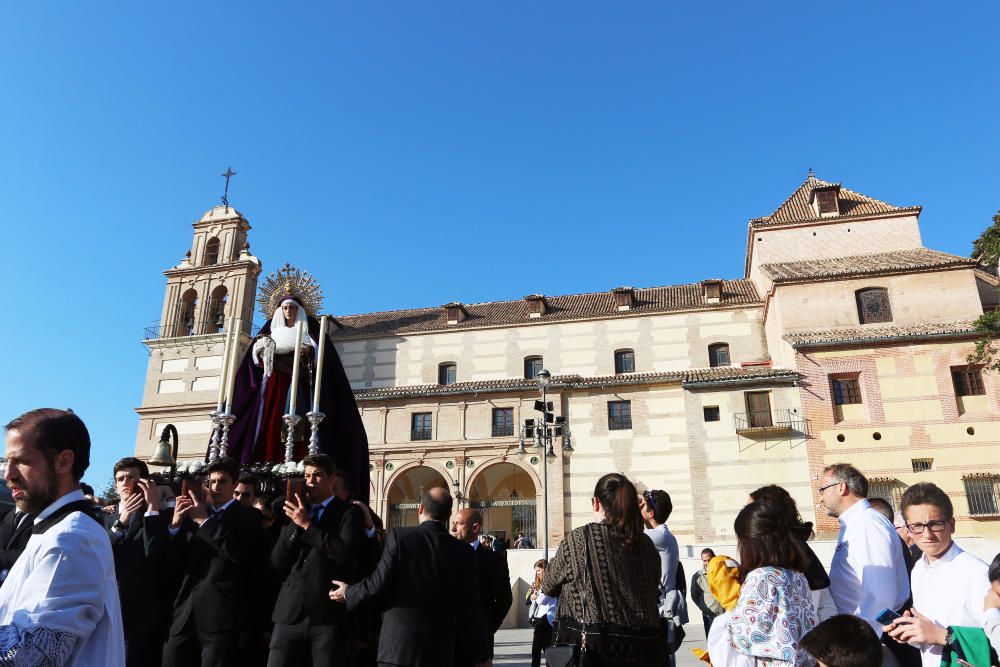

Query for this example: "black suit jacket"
[271,496,364,626]
[104,507,170,638]
[0,507,34,579]
[168,501,268,634]
[473,544,512,637]
[345,521,488,667]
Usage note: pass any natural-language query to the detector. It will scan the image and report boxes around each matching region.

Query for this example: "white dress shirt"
[984,607,1000,655]
[829,498,910,634]
[910,542,990,667]
[0,490,125,667]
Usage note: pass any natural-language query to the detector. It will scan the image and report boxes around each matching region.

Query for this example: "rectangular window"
[868,479,902,512]
[744,391,772,428]
[816,189,838,214]
[410,413,432,441]
[963,476,1000,516]
[911,458,933,473]
[703,406,720,422]
[831,378,862,405]
[438,364,456,385]
[491,407,514,437]
[524,357,543,380]
[608,400,632,430]
[952,366,985,396]
[709,344,730,368]
[614,350,635,374]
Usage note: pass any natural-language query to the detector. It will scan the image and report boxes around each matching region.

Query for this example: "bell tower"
[134,204,262,462]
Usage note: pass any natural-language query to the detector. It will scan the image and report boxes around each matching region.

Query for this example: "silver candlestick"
[208,412,223,462]
[282,413,302,467]
[217,413,236,460]
[306,410,325,456]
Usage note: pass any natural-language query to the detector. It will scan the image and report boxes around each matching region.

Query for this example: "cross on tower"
[221,166,237,209]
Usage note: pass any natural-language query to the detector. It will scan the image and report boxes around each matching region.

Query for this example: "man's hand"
[175,490,210,526]
[329,579,348,603]
[136,479,159,512]
[284,494,311,530]
[352,500,374,530]
[985,589,1000,611]
[171,494,193,528]
[118,491,145,526]
[887,609,948,646]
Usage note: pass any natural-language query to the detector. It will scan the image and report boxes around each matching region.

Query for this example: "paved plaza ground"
[493,624,707,667]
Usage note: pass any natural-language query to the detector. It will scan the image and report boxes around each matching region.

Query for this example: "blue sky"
[1,3,998,489]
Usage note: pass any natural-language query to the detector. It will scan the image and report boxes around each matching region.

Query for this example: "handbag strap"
[578,524,597,649]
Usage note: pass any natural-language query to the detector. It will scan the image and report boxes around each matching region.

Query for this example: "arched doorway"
[469,462,537,549]
[385,466,448,528]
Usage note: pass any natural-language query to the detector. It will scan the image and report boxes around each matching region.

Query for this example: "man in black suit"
[451,508,512,661]
[106,456,170,667]
[162,457,267,667]
[0,503,34,588]
[267,454,364,666]
[330,487,489,667]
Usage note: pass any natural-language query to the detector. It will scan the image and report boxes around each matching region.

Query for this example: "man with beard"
[0,408,125,666]
[268,454,364,666]
[106,457,169,667]
[162,456,267,667]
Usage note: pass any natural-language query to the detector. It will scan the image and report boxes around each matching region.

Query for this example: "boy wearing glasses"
[884,482,990,667]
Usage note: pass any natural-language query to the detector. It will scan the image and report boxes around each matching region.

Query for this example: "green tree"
[968,209,1000,371]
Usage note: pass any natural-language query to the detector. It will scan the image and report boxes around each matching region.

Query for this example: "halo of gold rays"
[256,263,325,318]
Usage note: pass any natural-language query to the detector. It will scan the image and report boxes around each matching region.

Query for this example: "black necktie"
[13,511,26,531]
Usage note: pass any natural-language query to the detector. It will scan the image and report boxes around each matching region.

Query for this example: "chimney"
[612,286,635,311]
[442,302,467,325]
[524,294,546,318]
[701,279,723,304]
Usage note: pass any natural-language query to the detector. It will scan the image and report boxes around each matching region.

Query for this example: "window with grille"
[708,343,731,368]
[855,288,892,324]
[492,408,514,437]
[410,413,432,441]
[952,366,985,396]
[703,406,720,422]
[911,458,933,473]
[963,476,1000,516]
[524,356,543,380]
[608,401,632,430]
[614,349,635,374]
[438,363,457,385]
[867,479,903,512]
[831,377,862,405]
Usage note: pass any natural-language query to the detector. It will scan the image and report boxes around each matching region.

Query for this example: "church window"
[855,288,892,324]
[438,363,457,385]
[708,343,730,367]
[204,237,220,266]
[614,349,635,374]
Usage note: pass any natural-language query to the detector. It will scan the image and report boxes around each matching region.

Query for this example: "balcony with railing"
[733,409,808,435]
[608,416,633,431]
[410,428,433,442]
[492,423,515,437]
[143,319,258,342]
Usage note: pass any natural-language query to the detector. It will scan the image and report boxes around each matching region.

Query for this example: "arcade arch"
[385,465,448,528]
[468,462,538,549]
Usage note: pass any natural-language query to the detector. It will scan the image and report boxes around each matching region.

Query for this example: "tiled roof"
[329,280,761,338]
[750,174,919,228]
[783,321,979,347]
[761,248,976,283]
[353,366,797,401]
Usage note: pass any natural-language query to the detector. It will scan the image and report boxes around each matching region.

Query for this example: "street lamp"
[536,369,552,560]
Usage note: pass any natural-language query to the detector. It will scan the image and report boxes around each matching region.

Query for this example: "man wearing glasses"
[818,463,910,659]
[884,482,991,667]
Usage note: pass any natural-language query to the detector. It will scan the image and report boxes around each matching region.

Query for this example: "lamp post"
[536,369,551,560]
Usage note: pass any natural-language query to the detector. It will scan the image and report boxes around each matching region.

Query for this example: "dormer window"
[702,280,722,304]
[524,294,546,319]
[809,185,841,217]
[443,302,467,325]
[612,287,635,311]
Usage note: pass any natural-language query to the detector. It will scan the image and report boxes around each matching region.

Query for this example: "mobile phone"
[875,608,902,625]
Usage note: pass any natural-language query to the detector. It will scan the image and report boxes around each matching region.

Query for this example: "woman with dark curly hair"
[541,473,665,667]
[750,484,837,621]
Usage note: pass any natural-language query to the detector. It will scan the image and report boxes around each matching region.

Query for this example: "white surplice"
[0,490,124,667]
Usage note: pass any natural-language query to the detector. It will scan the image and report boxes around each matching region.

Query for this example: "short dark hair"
[5,408,90,481]
[734,500,809,583]
[114,456,150,479]
[799,614,882,667]
[302,454,336,476]
[644,489,673,523]
[420,486,453,522]
[206,457,239,483]
[989,552,1000,583]
[867,497,894,522]
[701,548,716,557]
[80,483,95,496]
[901,482,953,521]
[237,472,258,486]
[823,463,868,498]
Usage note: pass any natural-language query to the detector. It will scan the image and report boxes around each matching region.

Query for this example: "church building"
[135,173,1000,545]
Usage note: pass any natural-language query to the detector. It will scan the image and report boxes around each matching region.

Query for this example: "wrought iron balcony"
[410,429,433,442]
[733,409,808,435]
[608,416,633,431]
[492,424,515,437]
[143,319,258,341]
